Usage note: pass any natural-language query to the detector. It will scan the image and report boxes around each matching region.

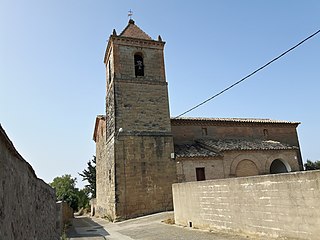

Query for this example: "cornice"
[171,118,300,127]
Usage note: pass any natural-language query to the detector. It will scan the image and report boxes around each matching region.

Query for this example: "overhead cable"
[175,29,320,118]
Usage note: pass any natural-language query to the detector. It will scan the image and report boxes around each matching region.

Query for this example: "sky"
[1,1,319,188]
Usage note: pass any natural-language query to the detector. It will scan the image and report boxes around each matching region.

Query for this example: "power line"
[175,29,320,118]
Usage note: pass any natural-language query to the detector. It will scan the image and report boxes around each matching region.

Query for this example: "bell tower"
[96,19,176,220]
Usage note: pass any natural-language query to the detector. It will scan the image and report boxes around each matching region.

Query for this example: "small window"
[196,167,206,181]
[263,129,269,138]
[202,127,208,136]
[108,169,112,181]
[108,61,111,84]
[100,126,103,138]
[141,162,146,174]
[134,53,144,77]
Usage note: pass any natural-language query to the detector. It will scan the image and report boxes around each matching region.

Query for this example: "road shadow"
[66,216,109,239]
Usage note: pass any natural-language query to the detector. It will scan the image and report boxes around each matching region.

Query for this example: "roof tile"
[197,139,299,151]
[174,143,220,158]
[171,117,300,125]
[120,20,152,40]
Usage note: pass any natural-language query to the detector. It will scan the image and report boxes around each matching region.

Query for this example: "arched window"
[263,129,269,138]
[134,53,144,77]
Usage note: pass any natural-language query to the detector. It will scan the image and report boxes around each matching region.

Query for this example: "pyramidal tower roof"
[119,19,152,40]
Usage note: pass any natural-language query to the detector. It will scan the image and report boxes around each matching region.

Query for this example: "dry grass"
[162,218,175,225]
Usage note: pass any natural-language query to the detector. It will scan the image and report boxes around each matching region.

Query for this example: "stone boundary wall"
[56,201,74,234]
[90,198,96,216]
[0,124,58,239]
[173,171,320,239]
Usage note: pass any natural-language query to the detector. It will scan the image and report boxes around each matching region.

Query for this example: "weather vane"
[128,9,133,20]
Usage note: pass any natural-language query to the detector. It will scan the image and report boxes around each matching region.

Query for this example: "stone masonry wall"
[105,34,175,220]
[173,170,320,239]
[113,40,166,82]
[56,201,74,235]
[114,81,171,133]
[176,158,225,182]
[171,123,300,146]
[112,42,170,135]
[0,125,58,240]
[95,118,116,219]
[177,150,300,182]
[171,122,303,171]
[115,135,176,220]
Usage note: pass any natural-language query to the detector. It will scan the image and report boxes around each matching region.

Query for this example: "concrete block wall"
[0,125,58,240]
[173,170,320,239]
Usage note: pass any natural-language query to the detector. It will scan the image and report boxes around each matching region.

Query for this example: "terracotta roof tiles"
[174,143,220,158]
[197,139,299,152]
[119,19,152,40]
[171,117,300,125]
[174,138,299,159]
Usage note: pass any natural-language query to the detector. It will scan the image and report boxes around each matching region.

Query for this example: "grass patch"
[162,218,175,225]
[102,213,114,222]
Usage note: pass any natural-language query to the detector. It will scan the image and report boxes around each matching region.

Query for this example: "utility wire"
[175,29,320,118]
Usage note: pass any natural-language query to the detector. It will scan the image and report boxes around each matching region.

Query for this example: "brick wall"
[0,125,58,239]
[173,170,320,239]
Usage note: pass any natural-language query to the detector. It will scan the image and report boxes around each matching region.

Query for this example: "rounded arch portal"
[235,159,259,177]
[270,159,291,174]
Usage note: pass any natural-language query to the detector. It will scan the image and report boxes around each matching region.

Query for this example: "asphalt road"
[66,212,267,240]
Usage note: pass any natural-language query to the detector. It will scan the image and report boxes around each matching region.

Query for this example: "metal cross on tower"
[128,9,133,19]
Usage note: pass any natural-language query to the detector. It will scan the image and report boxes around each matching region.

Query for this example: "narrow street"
[66,212,263,240]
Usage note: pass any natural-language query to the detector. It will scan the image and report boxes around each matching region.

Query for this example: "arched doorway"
[270,159,290,174]
[235,160,259,177]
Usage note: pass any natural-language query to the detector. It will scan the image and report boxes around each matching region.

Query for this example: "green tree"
[79,156,96,198]
[50,174,79,211]
[304,160,320,170]
[77,188,90,209]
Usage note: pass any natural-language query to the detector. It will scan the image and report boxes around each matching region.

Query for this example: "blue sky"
[1,1,319,188]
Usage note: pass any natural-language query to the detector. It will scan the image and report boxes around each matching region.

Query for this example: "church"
[93,19,303,221]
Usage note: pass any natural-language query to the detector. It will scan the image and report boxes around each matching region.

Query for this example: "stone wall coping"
[93,115,106,142]
[173,169,319,187]
[0,124,37,178]
[0,124,55,194]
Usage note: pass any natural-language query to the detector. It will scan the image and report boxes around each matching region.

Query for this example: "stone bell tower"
[95,19,176,220]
